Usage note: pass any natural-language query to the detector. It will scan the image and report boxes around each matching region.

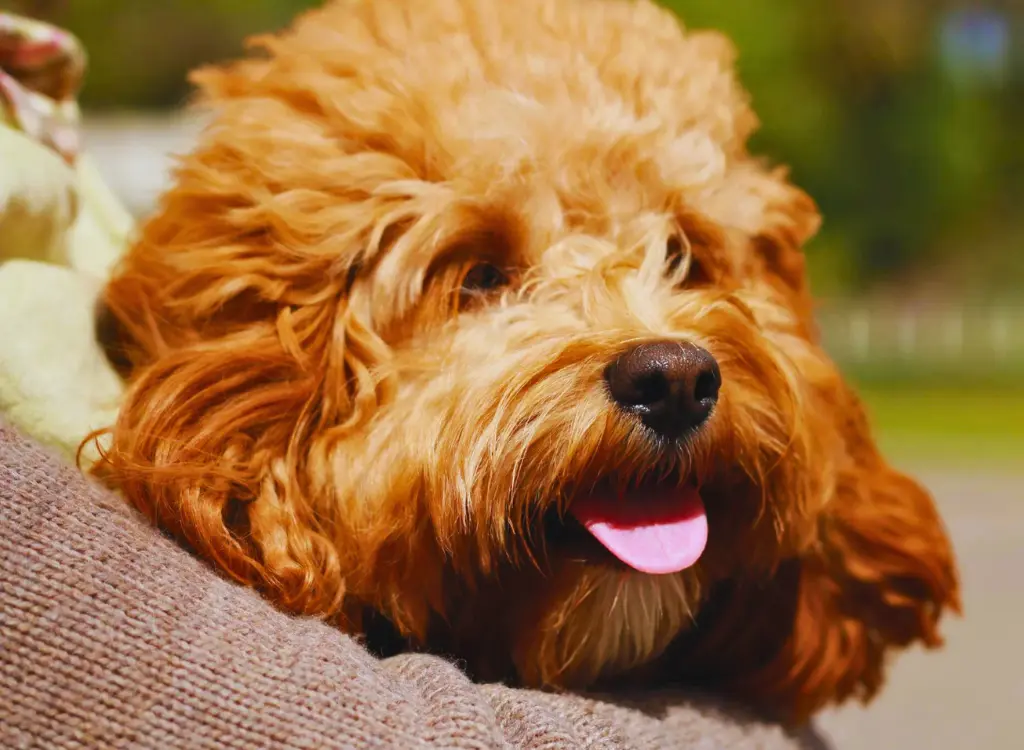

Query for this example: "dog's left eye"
[461,263,510,293]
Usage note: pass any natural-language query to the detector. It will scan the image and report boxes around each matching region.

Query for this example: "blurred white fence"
[81,114,1023,373]
[817,303,1023,370]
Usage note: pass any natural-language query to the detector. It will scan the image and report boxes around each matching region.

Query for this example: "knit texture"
[0,420,825,749]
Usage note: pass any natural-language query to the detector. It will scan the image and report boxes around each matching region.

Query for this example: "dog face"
[94,0,958,722]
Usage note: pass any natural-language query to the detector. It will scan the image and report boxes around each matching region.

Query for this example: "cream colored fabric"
[0,125,79,266]
[0,124,132,273]
[65,153,134,279]
[0,140,129,460]
[0,261,122,462]
[0,13,132,460]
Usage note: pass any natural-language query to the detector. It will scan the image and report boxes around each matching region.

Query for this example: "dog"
[89,0,960,724]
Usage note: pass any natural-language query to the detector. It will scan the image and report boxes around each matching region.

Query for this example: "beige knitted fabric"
[0,420,826,749]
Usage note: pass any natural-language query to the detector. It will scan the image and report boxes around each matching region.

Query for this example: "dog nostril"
[605,341,721,438]
[693,368,721,405]
[633,372,670,408]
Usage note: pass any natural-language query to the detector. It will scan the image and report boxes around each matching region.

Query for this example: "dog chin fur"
[89,0,960,724]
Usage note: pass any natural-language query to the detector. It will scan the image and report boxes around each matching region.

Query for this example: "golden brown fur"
[87,0,959,724]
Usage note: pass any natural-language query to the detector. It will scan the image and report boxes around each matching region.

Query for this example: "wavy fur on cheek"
[86,0,958,724]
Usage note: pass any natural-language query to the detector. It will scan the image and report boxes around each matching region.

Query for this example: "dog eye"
[461,262,509,293]
[666,235,686,274]
[666,234,708,285]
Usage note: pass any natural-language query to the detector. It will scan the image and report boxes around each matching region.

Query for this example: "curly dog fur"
[89,0,960,723]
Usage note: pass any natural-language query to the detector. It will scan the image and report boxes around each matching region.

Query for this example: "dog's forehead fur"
[238,0,755,178]
[193,0,814,326]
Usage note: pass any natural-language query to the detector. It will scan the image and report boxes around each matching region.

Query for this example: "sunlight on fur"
[85,0,960,724]
[515,565,702,688]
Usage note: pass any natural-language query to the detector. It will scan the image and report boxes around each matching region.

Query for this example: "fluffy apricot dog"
[90,0,960,723]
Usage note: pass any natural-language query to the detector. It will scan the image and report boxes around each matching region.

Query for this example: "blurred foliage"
[3,0,315,106]
[6,0,1022,297]
[857,384,1024,466]
[665,0,1024,298]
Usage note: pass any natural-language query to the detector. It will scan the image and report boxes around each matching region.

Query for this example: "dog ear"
[696,160,821,322]
[86,164,387,620]
[674,381,960,723]
[747,167,820,300]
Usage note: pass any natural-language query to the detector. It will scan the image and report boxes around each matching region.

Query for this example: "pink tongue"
[570,484,707,575]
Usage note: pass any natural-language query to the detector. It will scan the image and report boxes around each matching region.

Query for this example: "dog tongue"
[570,484,707,575]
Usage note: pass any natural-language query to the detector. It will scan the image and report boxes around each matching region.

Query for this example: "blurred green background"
[7,0,1022,468]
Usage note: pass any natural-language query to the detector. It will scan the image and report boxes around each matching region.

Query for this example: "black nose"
[605,341,721,438]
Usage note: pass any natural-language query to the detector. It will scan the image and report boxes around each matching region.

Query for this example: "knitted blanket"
[0,420,826,749]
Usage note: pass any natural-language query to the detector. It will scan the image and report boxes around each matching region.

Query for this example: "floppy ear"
[695,159,822,324]
[91,247,349,618]
[84,125,393,618]
[82,36,472,640]
[675,381,960,723]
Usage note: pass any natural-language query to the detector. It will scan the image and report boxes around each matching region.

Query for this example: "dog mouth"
[543,475,708,575]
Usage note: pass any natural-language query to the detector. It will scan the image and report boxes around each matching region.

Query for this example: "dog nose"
[605,341,721,438]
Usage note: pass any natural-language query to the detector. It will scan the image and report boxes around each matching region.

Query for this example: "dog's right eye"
[666,234,709,286]
[666,235,687,274]
[461,262,510,294]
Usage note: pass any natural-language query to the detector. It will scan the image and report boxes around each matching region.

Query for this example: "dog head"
[93,0,958,721]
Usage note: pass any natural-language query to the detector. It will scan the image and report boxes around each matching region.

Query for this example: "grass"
[855,383,1024,469]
